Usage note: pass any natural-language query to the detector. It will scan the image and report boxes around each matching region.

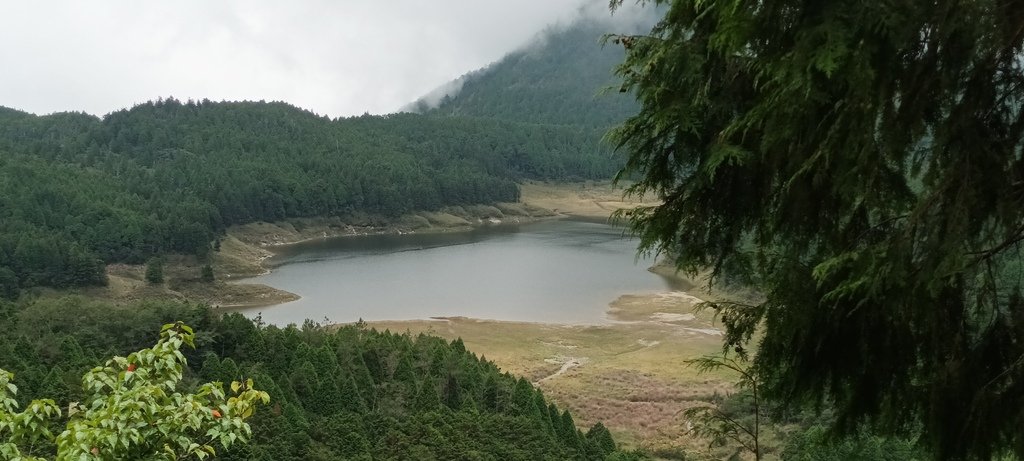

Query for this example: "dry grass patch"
[417,211,472,227]
[363,303,732,452]
[520,180,657,219]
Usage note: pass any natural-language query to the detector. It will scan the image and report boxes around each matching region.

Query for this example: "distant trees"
[145,257,164,284]
[201,264,215,283]
[0,269,18,300]
[0,99,621,292]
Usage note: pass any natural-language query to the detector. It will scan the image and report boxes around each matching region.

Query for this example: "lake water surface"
[230,219,685,325]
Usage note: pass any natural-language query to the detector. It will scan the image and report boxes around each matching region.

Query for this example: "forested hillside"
[0,297,638,460]
[409,16,652,128]
[0,99,619,294]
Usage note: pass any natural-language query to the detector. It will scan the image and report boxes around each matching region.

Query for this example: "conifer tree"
[533,392,552,433]
[441,372,462,410]
[339,374,368,414]
[200,264,214,282]
[144,257,164,284]
[244,330,269,364]
[586,422,617,457]
[199,352,222,381]
[290,361,320,403]
[460,395,479,415]
[392,353,416,384]
[219,357,241,383]
[481,375,500,412]
[558,409,581,449]
[428,347,448,377]
[511,377,539,418]
[37,366,69,406]
[347,355,376,409]
[415,379,441,413]
[609,0,1024,458]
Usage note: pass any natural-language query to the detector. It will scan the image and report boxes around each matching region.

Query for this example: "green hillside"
[410,16,653,128]
[0,99,619,294]
[0,297,640,460]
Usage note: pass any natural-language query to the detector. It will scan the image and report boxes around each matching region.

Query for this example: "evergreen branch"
[966,221,1024,263]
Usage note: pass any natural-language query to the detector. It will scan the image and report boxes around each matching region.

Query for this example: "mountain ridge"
[406,9,657,129]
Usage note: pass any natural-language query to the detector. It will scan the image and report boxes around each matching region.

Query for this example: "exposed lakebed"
[230,218,687,325]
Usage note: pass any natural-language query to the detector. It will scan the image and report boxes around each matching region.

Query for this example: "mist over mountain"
[407,8,658,128]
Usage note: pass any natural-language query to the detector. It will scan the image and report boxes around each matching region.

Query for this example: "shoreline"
[52,180,692,315]
[215,180,650,309]
[50,180,734,451]
[217,210,566,308]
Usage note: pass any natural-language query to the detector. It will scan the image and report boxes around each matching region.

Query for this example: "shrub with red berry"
[0,322,269,460]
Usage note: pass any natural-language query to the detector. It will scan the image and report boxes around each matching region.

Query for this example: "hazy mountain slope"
[409,15,654,128]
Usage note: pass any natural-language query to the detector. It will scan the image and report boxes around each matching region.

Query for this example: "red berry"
[127,363,137,372]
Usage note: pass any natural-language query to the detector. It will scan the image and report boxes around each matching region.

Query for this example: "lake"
[229,218,686,325]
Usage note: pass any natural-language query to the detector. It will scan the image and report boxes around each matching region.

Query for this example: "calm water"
[230,219,685,325]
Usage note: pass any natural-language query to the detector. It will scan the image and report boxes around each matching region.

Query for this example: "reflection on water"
[229,218,684,325]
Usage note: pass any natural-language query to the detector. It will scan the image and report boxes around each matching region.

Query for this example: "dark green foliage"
[0,99,620,291]
[558,409,583,450]
[511,377,540,418]
[0,267,18,300]
[415,379,442,413]
[0,297,630,460]
[144,257,164,284]
[782,425,923,461]
[610,1,1024,459]
[200,264,214,283]
[586,422,617,457]
[441,371,462,411]
[481,374,500,412]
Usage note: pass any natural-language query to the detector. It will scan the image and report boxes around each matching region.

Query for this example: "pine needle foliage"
[608,1,1024,459]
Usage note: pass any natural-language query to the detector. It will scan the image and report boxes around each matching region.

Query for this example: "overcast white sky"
[0,1,618,118]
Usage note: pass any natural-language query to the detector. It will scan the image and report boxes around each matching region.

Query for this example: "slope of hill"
[0,99,620,294]
[408,13,655,128]
[0,297,641,460]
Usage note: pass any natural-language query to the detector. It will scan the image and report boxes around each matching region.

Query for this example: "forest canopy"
[0,297,635,460]
[0,100,620,293]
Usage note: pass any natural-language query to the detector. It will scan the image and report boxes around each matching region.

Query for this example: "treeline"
[0,297,642,460]
[0,99,621,294]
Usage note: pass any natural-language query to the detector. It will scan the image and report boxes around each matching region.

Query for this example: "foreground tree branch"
[609,0,1024,459]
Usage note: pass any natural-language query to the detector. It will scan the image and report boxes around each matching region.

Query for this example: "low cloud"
[0,0,603,118]
[404,0,661,112]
